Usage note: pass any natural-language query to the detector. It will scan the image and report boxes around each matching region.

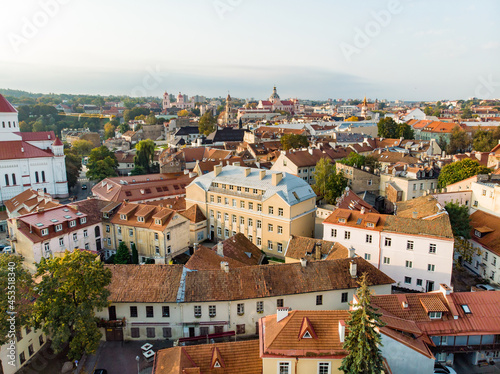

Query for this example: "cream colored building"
[97,258,394,342]
[0,327,46,374]
[103,202,190,263]
[185,165,317,257]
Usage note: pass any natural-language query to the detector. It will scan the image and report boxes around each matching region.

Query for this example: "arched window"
[5,174,9,186]
[8,122,10,128]
[35,172,39,183]
[11,174,16,185]
[44,188,47,193]
[2,122,4,128]
[41,171,46,182]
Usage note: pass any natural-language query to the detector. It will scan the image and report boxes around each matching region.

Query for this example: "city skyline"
[1,0,499,101]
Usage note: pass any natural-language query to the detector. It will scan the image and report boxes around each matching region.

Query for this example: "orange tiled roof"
[284,235,348,261]
[470,210,500,256]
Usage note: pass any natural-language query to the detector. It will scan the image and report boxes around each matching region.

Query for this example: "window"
[344,231,350,239]
[278,362,290,374]
[224,213,229,222]
[217,196,221,204]
[73,233,77,241]
[491,270,496,280]
[385,237,391,246]
[248,235,253,242]
[420,183,424,190]
[277,299,284,307]
[249,202,253,210]
[406,261,413,269]
[163,327,172,338]
[429,243,436,254]
[366,234,372,243]
[269,206,274,214]
[341,292,348,303]
[278,208,284,216]
[268,224,273,232]
[236,324,245,334]
[407,240,414,250]
[331,228,337,237]
[130,306,138,317]
[146,327,155,338]
[257,204,262,212]
[383,257,390,264]
[484,252,489,261]
[210,195,214,203]
[278,226,283,234]
[59,237,64,247]
[277,243,283,253]
[4,174,9,186]
[268,240,273,250]
[248,218,253,226]
[256,301,264,313]
[240,201,245,209]
[237,303,244,315]
[200,326,209,336]
[209,305,216,317]
[137,216,144,222]
[224,229,229,238]
[316,295,323,305]
[413,184,417,191]
[155,246,160,255]
[19,352,26,365]
[194,305,202,317]
[429,311,442,319]
[39,335,44,346]
[83,229,88,238]
[257,237,261,246]
[80,217,86,224]
[224,197,229,205]
[127,229,133,236]
[239,216,244,224]
[405,276,412,284]
[257,220,262,229]
[55,224,62,232]
[232,215,237,223]
[482,189,486,196]
[162,306,170,317]
[117,226,122,234]
[106,225,110,233]
[364,253,371,261]
[131,327,140,338]
[493,257,497,266]
[318,362,331,374]
[428,264,435,272]
[217,227,222,236]
[146,306,154,318]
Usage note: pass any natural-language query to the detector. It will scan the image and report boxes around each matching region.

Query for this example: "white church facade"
[0,95,69,203]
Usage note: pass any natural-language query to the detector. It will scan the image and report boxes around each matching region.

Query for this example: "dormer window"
[55,224,62,232]
[120,214,127,220]
[80,217,86,224]
[302,331,312,338]
[41,228,49,236]
[69,220,76,227]
[155,219,161,225]
[366,222,374,228]
[429,311,442,319]
[103,212,109,219]
[338,218,346,223]
[138,216,144,222]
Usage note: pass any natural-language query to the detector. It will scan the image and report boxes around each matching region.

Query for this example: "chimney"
[220,261,229,273]
[439,283,453,296]
[338,320,346,343]
[360,206,365,214]
[244,168,251,177]
[233,162,241,166]
[184,169,189,174]
[349,260,357,278]
[315,242,322,261]
[277,307,290,322]
[300,258,307,267]
[348,246,356,258]
[217,242,224,257]
[272,172,283,186]
[259,170,266,180]
[412,211,418,219]
[193,243,198,251]
[308,148,314,155]
[214,164,222,177]
[21,147,24,153]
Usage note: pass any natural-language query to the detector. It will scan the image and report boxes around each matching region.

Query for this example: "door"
[96,238,102,251]
[108,306,117,321]
[426,280,434,292]
[105,327,123,341]
[189,327,195,337]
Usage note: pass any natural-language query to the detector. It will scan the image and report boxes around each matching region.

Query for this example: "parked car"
[434,363,457,374]
[476,284,497,291]
[81,184,87,190]
[2,246,12,253]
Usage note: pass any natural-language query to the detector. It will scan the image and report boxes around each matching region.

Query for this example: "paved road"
[60,168,94,204]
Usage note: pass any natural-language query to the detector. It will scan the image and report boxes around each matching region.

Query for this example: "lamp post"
[136,355,140,374]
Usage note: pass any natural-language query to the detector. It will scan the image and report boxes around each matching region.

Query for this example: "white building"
[322,196,454,292]
[0,95,69,202]
[162,91,195,110]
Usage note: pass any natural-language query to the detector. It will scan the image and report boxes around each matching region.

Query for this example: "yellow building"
[185,165,316,257]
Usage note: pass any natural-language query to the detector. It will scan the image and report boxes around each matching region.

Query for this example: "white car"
[2,246,12,253]
[476,284,498,291]
[434,364,457,374]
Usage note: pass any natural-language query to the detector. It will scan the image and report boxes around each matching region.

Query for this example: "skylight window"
[36,223,44,227]
[63,208,69,212]
[50,219,58,223]
[461,305,471,314]
[76,212,83,216]
[292,191,299,200]
[64,215,72,219]
[356,218,362,225]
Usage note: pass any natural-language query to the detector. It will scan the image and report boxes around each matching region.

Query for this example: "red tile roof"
[0,94,17,113]
[469,210,500,256]
[17,131,56,142]
[0,141,53,160]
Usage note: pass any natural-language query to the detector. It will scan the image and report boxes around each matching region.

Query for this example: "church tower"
[0,94,22,141]
[224,93,233,126]
[361,96,368,118]
[162,91,171,110]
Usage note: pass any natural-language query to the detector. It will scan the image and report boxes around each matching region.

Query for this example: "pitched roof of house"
[153,340,261,374]
[110,202,185,230]
[0,94,17,113]
[184,245,249,271]
[4,189,60,215]
[395,195,445,219]
[0,141,54,160]
[335,188,378,213]
[284,235,348,261]
[107,257,394,304]
[469,210,500,256]
[17,131,57,142]
[282,149,333,167]
[210,233,263,266]
[374,151,420,164]
[179,204,206,223]
[261,310,349,357]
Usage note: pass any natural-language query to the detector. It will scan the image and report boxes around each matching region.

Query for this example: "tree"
[339,152,366,168]
[198,111,217,136]
[130,165,147,175]
[377,117,398,138]
[447,126,471,154]
[396,122,414,139]
[445,202,471,239]
[131,243,139,264]
[280,134,309,150]
[364,156,381,174]
[472,127,500,152]
[104,121,116,139]
[65,149,82,189]
[340,273,385,374]
[134,139,155,173]
[123,107,150,122]
[437,135,448,154]
[177,109,189,117]
[312,158,348,204]
[438,158,491,188]
[0,255,34,345]
[346,116,359,122]
[86,146,118,181]
[454,237,481,268]
[118,122,130,134]
[32,250,112,360]
[71,139,93,157]
[115,242,130,264]
[461,108,472,119]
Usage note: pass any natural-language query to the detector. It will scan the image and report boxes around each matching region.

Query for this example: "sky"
[1,0,499,101]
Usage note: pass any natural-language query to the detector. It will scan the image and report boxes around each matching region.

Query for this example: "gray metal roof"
[188,165,316,206]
